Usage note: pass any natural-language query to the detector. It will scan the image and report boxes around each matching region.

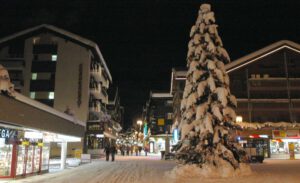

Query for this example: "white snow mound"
[165,162,252,180]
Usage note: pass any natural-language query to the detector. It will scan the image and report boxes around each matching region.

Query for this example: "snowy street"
[4,156,300,183]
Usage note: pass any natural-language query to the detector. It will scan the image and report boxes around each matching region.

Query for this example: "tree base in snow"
[165,160,252,180]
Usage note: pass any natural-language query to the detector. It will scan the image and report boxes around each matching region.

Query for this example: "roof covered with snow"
[0,24,112,82]
[225,40,300,73]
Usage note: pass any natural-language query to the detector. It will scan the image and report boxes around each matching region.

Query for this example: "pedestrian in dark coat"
[104,143,111,161]
[111,144,117,161]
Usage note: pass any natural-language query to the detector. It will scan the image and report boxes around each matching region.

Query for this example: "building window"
[167,113,173,120]
[51,55,57,61]
[32,73,37,80]
[30,92,36,99]
[48,92,55,99]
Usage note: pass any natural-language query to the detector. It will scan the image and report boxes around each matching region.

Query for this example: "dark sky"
[1,0,300,129]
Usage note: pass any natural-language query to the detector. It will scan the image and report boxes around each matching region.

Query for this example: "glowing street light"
[137,120,142,131]
[236,116,243,123]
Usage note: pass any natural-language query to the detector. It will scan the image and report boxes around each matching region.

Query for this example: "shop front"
[270,130,300,159]
[85,121,118,157]
[0,66,85,179]
[0,126,50,178]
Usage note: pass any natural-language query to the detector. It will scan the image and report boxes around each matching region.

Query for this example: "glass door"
[0,138,13,177]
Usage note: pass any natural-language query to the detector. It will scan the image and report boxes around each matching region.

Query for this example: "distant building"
[0,24,119,155]
[142,91,173,153]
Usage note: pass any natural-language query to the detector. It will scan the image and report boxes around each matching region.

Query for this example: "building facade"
[142,92,173,153]
[0,24,117,155]
[226,40,300,159]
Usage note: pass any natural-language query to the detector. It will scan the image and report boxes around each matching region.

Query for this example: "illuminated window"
[30,92,36,99]
[48,92,55,99]
[51,55,57,61]
[32,73,37,80]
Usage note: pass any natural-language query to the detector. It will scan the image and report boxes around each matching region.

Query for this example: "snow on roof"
[225,40,300,73]
[0,24,112,82]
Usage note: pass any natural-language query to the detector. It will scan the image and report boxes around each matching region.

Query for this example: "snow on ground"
[4,156,300,183]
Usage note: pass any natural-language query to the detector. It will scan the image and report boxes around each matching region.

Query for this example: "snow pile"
[166,161,252,180]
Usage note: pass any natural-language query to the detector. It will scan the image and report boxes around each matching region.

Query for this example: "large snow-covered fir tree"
[176,4,247,171]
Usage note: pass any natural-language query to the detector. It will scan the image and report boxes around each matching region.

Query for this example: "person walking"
[104,143,111,161]
[111,144,117,161]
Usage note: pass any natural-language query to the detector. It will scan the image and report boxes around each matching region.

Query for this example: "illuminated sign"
[0,128,10,138]
[143,123,148,138]
[22,141,29,146]
[24,131,43,139]
[249,134,268,138]
[173,128,178,143]
[158,119,165,126]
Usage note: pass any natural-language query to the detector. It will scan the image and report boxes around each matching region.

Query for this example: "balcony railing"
[90,63,102,82]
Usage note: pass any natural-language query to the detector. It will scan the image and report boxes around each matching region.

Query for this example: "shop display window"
[33,147,41,172]
[41,143,50,171]
[16,145,26,175]
[26,146,34,174]
[0,138,12,177]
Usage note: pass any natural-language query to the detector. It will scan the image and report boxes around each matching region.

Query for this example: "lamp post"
[137,120,142,131]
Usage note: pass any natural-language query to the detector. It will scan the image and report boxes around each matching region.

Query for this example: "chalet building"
[171,40,300,159]
[0,24,120,156]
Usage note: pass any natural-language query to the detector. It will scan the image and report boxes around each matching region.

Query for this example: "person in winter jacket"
[111,144,117,161]
[104,143,111,161]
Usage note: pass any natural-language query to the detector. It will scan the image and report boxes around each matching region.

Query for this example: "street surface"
[3,155,300,183]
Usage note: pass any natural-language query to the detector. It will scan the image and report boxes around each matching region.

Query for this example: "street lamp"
[137,120,142,131]
[236,116,243,123]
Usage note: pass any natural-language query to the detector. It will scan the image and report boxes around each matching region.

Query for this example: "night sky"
[0,0,300,129]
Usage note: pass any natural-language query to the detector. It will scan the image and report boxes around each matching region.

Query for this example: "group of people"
[104,143,150,161]
[119,145,144,156]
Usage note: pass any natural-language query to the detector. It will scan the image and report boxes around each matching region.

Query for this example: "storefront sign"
[289,143,295,160]
[87,122,104,133]
[37,142,44,147]
[0,128,10,138]
[22,141,29,146]
[158,119,165,126]
[286,130,299,138]
[24,131,43,139]
[0,127,16,139]
[143,123,148,138]
[273,130,287,138]
[273,130,300,138]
